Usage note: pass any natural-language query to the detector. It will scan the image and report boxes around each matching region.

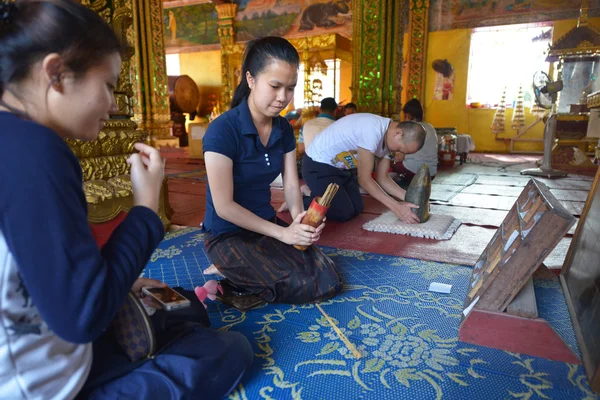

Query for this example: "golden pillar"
[216,3,239,109]
[351,0,405,119]
[406,0,430,105]
[70,0,172,226]
[130,0,177,148]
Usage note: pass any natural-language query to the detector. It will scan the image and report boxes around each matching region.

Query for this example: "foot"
[277,202,289,213]
[203,264,225,278]
[300,184,311,197]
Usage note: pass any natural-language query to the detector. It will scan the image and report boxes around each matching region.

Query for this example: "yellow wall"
[179,50,352,110]
[179,50,222,116]
[422,29,544,152]
[420,17,600,153]
[339,59,352,104]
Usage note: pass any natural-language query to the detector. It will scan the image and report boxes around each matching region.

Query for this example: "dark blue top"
[0,112,164,343]
[202,98,296,236]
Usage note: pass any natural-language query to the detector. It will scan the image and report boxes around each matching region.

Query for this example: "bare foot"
[300,184,311,197]
[203,264,225,278]
[277,202,289,213]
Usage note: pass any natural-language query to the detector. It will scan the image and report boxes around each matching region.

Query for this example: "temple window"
[166,53,181,76]
[467,22,553,108]
[293,58,341,110]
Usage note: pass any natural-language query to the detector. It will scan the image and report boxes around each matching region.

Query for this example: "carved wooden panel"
[464,179,575,313]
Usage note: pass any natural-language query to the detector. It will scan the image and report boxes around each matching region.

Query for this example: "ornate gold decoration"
[70,0,172,226]
[131,0,175,146]
[406,0,429,106]
[112,0,135,117]
[577,40,595,49]
[547,0,600,61]
[219,32,351,112]
[216,3,238,108]
[351,0,405,117]
[587,90,600,108]
[578,0,589,27]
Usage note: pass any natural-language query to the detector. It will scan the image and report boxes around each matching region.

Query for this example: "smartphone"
[217,280,264,312]
[141,286,191,311]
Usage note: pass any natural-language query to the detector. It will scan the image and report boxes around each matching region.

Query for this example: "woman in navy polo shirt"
[202,37,342,304]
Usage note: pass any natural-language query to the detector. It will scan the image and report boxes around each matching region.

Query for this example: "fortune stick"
[315,303,361,359]
[294,183,339,251]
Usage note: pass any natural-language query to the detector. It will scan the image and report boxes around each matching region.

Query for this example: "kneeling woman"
[202,37,342,304]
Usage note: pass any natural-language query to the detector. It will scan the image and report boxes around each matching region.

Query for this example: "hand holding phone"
[142,286,191,311]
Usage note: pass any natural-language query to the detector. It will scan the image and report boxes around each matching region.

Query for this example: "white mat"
[362,212,462,240]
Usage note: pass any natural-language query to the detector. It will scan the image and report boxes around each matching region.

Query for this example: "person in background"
[301,113,427,223]
[391,99,438,188]
[201,36,341,304]
[0,1,252,398]
[293,97,337,195]
[344,102,357,116]
[297,97,337,156]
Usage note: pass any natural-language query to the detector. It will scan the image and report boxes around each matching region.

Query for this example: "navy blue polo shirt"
[202,97,296,236]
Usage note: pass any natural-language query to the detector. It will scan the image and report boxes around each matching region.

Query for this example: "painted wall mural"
[234,0,351,41]
[429,0,600,32]
[164,2,220,51]
[164,0,352,52]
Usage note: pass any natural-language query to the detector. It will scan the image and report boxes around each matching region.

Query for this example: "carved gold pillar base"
[152,137,181,148]
[138,120,179,148]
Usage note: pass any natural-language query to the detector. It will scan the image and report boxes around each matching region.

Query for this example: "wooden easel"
[459,178,580,364]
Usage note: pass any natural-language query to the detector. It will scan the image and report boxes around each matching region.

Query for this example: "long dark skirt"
[204,218,342,304]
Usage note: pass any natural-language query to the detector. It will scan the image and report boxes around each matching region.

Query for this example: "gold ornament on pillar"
[406,0,430,105]
[352,0,405,118]
[216,2,238,108]
[130,0,176,148]
[68,0,172,226]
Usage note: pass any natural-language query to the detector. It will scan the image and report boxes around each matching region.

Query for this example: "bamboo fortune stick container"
[294,183,339,251]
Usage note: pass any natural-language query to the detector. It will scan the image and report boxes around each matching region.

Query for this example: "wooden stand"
[459,179,579,364]
[560,166,600,393]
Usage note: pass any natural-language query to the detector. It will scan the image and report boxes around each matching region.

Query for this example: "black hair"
[320,97,337,112]
[0,0,122,108]
[399,120,426,152]
[344,102,357,110]
[230,36,300,109]
[402,98,424,122]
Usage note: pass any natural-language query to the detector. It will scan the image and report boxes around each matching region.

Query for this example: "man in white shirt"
[392,99,438,188]
[302,114,427,223]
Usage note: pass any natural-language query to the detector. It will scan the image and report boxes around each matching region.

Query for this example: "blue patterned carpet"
[143,228,598,400]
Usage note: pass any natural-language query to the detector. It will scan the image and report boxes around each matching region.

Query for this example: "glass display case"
[544,1,600,171]
[557,57,599,115]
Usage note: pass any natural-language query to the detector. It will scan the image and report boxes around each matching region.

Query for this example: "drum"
[168,75,200,114]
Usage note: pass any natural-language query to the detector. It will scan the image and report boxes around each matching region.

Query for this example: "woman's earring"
[51,75,62,90]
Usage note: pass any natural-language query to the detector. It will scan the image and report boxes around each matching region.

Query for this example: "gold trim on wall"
[587,90,600,108]
[132,0,175,146]
[216,3,238,108]
[351,0,405,117]
[406,0,429,105]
